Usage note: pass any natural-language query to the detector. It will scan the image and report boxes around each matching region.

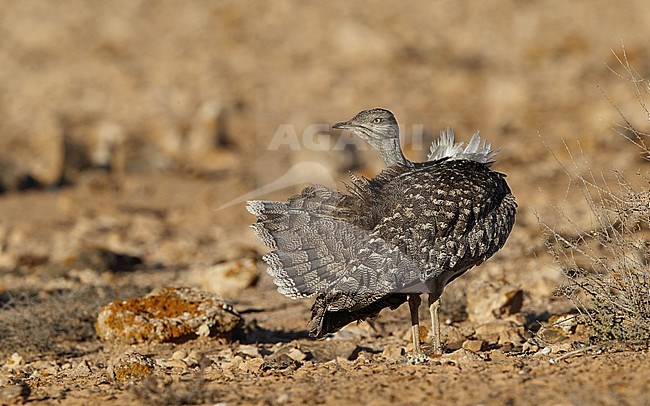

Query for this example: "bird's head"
[332,108,400,150]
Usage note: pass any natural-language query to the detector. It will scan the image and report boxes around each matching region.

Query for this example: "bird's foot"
[406,353,430,365]
[427,337,443,355]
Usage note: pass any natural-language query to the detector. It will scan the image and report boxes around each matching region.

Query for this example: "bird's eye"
[372,118,383,124]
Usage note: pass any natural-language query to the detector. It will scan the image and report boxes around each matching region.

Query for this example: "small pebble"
[172,350,187,360]
[287,348,307,362]
[238,345,261,358]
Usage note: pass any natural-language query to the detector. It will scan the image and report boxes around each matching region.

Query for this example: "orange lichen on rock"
[106,352,155,384]
[96,287,242,343]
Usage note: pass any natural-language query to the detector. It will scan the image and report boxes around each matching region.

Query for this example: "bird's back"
[350,158,516,289]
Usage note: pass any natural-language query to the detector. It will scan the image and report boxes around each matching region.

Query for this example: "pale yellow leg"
[428,294,442,354]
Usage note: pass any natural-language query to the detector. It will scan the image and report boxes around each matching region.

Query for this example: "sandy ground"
[0,1,649,405]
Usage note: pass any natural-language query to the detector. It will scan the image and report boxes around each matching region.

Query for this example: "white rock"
[4,353,24,370]
[172,350,187,360]
[238,345,261,358]
[287,348,307,362]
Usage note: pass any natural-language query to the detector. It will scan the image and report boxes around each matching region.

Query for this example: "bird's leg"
[428,294,442,354]
[408,294,422,355]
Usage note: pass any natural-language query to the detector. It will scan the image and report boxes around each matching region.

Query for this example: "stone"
[522,341,540,353]
[381,345,404,361]
[107,352,155,384]
[443,325,470,351]
[239,358,264,374]
[159,359,187,369]
[498,326,527,346]
[183,356,200,368]
[287,348,307,362]
[262,353,300,371]
[462,339,488,353]
[61,117,125,182]
[184,258,259,298]
[537,326,570,344]
[445,348,483,364]
[96,287,243,343]
[466,281,524,324]
[172,350,187,360]
[475,319,526,346]
[71,360,92,378]
[549,314,579,334]
[301,341,361,362]
[3,353,24,370]
[69,246,143,273]
[334,322,373,340]
[0,382,30,405]
[238,345,261,358]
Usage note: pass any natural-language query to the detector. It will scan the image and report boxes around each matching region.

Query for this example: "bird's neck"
[378,138,410,167]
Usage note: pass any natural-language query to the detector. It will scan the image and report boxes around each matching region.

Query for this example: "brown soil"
[1,1,649,405]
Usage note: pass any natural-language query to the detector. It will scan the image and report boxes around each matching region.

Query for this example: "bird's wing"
[247,185,420,299]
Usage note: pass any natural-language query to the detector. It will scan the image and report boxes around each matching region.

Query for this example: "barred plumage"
[247,108,517,357]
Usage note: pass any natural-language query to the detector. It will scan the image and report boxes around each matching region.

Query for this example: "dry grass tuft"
[539,46,650,346]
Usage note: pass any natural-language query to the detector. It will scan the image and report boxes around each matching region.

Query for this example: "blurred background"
[0,0,648,316]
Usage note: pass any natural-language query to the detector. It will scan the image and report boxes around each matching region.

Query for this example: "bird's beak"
[332,121,350,130]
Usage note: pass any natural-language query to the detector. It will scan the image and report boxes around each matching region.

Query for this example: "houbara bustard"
[247,108,516,357]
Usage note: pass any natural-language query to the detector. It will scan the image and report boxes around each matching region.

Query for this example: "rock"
[498,326,527,347]
[0,381,30,405]
[475,319,526,346]
[240,358,264,374]
[333,322,373,340]
[184,258,259,297]
[61,117,125,182]
[537,325,571,344]
[381,345,404,361]
[549,313,579,334]
[20,113,65,187]
[262,353,300,371]
[301,341,361,362]
[287,348,307,362]
[443,325,470,351]
[68,246,143,273]
[522,340,540,353]
[462,339,488,353]
[3,353,24,370]
[548,341,574,353]
[107,352,155,384]
[445,348,483,364]
[466,281,524,324]
[96,287,243,343]
[158,359,187,369]
[70,360,92,378]
[197,324,211,337]
[172,350,187,360]
[186,100,224,155]
[183,356,200,368]
[238,345,261,358]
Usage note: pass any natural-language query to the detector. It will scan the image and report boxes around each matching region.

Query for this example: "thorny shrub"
[540,47,649,346]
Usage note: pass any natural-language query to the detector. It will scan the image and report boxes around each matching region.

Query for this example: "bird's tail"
[247,185,420,336]
[247,185,358,299]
